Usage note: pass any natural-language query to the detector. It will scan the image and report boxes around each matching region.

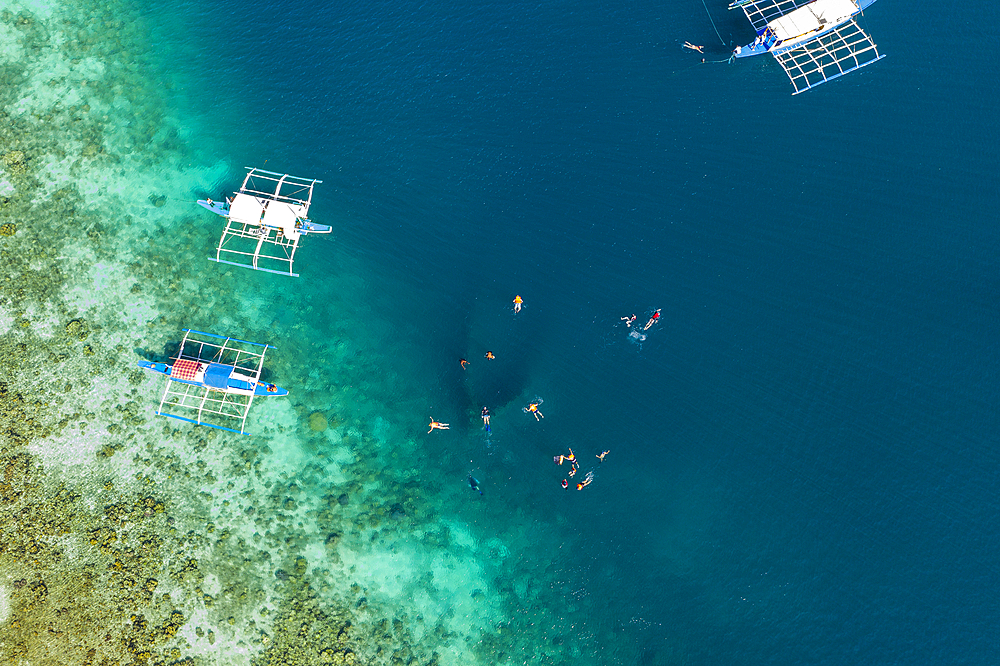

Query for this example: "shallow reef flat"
[0,0,627,664]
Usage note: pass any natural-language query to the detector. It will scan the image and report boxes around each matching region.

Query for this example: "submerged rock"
[309,411,328,432]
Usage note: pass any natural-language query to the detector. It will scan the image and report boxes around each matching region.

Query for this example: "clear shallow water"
[137,0,999,663]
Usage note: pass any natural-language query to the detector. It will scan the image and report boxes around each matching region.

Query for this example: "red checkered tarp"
[171,359,201,381]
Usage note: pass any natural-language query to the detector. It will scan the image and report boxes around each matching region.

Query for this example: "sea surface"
[7,0,1000,663]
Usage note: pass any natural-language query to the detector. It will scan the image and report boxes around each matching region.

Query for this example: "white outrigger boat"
[199,167,330,277]
[729,0,884,94]
[137,329,287,435]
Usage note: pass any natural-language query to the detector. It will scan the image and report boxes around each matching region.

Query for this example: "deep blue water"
[143,0,999,663]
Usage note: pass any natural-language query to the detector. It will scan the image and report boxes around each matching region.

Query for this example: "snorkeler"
[621,314,637,327]
[428,418,450,434]
[683,42,705,53]
[468,472,483,496]
[643,309,661,331]
[513,295,523,313]
[485,351,495,360]
[460,358,470,369]
[481,407,491,431]
[561,479,569,489]
[554,447,575,465]
[525,402,544,421]
[576,471,594,490]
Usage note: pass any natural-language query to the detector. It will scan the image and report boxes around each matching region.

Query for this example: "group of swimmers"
[553,447,609,490]
[429,295,655,496]
[621,308,661,331]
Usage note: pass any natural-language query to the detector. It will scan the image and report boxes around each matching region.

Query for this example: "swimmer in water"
[513,295,523,313]
[576,471,594,490]
[468,472,483,496]
[683,42,705,53]
[525,402,544,420]
[481,407,491,431]
[621,314,637,327]
[460,358,469,369]
[485,351,495,360]
[597,450,609,463]
[554,447,575,464]
[643,309,661,331]
[428,418,449,434]
[561,479,569,489]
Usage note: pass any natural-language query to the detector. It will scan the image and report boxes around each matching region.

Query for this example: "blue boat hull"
[197,199,332,234]
[137,360,289,397]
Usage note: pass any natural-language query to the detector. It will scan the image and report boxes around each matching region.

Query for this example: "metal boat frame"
[208,167,325,277]
[152,329,277,435]
[729,0,884,94]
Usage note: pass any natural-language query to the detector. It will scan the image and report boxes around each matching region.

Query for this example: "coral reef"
[0,0,621,664]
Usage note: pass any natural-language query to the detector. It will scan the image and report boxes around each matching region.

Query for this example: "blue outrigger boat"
[199,167,330,277]
[137,329,287,435]
[729,0,884,94]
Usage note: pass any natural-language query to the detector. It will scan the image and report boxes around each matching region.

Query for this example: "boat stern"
[137,359,171,375]
[254,382,289,397]
[197,199,231,217]
[734,28,776,59]
[733,42,768,58]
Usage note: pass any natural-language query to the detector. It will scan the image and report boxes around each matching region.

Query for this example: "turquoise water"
[3,0,999,663]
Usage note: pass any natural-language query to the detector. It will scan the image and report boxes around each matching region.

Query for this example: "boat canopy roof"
[172,359,201,381]
[262,201,303,240]
[229,193,265,225]
[769,0,857,41]
[204,363,233,389]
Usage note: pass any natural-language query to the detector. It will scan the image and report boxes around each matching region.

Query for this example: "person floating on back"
[481,407,491,432]
[597,450,610,463]
[643,309,661,331]
[428,418,449,434]
[525,401,543,421]
[485,351,495,360]
[554,447,575,465]
[513,295,523,313]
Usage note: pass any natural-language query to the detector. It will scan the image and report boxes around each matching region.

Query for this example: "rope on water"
[701,0,727,46]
